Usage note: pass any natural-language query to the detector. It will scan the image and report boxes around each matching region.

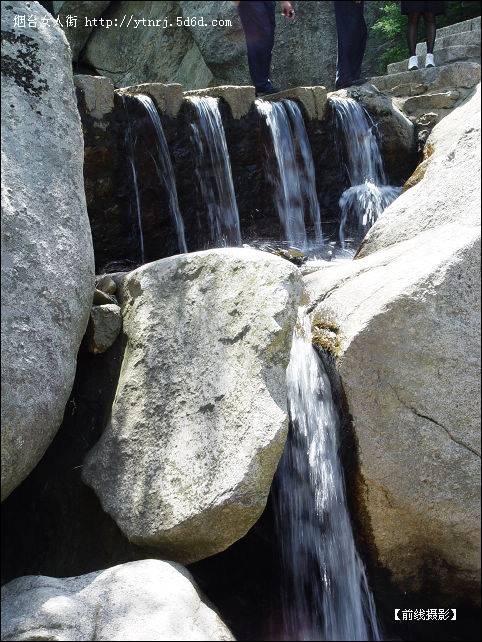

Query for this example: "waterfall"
[256,99,323,250]
[133,94,188,254]
[187,96,242,247]
[330,97,400,248]
[275,308,381,642]
[122,96,145,263]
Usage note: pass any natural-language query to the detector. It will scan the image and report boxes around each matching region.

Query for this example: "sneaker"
[425,53,435,68]
[408,55,419,70]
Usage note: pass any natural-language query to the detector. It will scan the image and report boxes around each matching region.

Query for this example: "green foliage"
[371,1,481,73]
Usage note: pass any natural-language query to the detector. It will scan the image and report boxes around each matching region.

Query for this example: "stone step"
[416,28,481,56]
[370,61,481,97]
[400,89,461,114]
[427,16,480,40]
[388,44,480,74]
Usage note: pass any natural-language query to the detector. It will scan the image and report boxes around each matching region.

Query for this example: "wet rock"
[306,86,481,604]
[83,248,303,564]
[1,2,94,500]
[184,84,256,119]
[1,560,234,641]
[330,83,417,183]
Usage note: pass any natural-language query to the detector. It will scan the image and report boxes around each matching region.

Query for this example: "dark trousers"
[334,1,368,89]
[238,1,276,91]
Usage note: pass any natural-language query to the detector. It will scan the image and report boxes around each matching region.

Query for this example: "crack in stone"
[386,379,480,458]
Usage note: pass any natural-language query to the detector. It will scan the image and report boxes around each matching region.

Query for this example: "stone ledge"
[74,75,115,121]
[183,85,256,119]
[264,86,328,119]
[116,83,184,117]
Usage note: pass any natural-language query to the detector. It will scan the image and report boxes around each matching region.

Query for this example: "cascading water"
[187,96,242,247]
[275,309,381,642]
[133,94,187,254]
[122,96,145,263]
[330,96,400,248]
[256,99,323,250]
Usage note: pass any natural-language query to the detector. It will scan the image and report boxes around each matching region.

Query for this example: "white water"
[134,94,187,254]
[122,96,145,263]
[330,96,400,248]
[256,99,323,251]
[187,96,242,247]
[275,309,381,641]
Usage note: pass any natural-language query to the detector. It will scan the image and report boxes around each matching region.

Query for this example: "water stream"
[256,99,323,251]
[133,94,188,254]
[187,96,242,247]
[122,96,145,263]
[275,309,382,641]
[330,96,400,248]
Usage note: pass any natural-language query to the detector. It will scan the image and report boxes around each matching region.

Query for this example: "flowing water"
[122,96,145,263]
[330,96,400,248]
[275,309,381,641]
[134,94,188,254]
[256,99,323,251]
[187,96,242,247]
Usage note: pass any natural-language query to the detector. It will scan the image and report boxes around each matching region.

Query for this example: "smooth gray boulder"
[1,559,234,641]
[1,2,95,500]
[305,86,481,602]
[83,248,303,563]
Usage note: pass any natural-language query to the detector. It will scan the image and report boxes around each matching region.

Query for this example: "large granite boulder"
[83,1,213,89]
[305,86,481,602]
[1,559,234,641]
[83,248,303,563]
[1,2,95,500]
[82,1,386,90]
[54,1,111,61]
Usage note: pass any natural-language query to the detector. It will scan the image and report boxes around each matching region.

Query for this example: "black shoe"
[255,85,281,97]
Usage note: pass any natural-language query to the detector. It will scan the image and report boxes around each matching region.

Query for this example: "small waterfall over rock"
[256,99,323,251]
[187,96,242,247]
[122,96,145,263]
[330,96,400,248]
[275,308,381,642]
[133,94,187,254]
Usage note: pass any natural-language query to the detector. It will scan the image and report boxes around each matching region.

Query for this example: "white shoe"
[408,55,419,70]
[425,53,435,68]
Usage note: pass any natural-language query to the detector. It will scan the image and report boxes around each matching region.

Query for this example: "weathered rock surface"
[83,1,212,89]
[1,2,94,500]
[83,248,303,563]
[1,559,234,641]
[55,1,111,61]
[86,304,122,354]
[82,1,387,90]
[306,86,481,601]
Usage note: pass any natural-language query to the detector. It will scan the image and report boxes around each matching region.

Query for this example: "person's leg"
[334,1,367,90]
[424,12,436,54]
[407,11,420,56]
[352,2,368,83]
[238,1,276,92]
